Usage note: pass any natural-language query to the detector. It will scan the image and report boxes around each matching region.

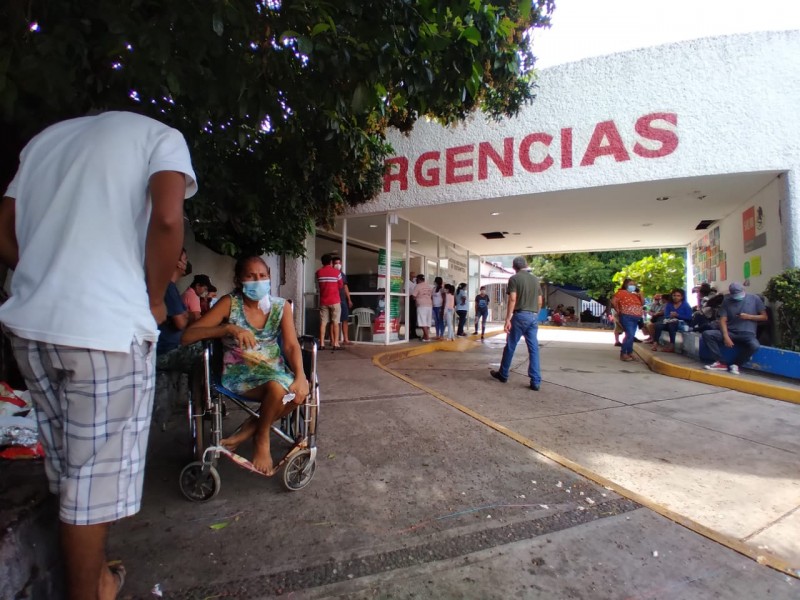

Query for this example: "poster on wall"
[742,206,767,253]
[376,249,402,339]
[691,225,724,284]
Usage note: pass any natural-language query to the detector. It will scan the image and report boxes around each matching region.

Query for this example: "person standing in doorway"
[611,278,645,361]
[432,276,445,340]
[406,270,418,340]
[474,286,490,340]
[455,282,468,336]
[316,253,343,350]
[490,257,543,390]
[332,255,354,345]
[412,274,433,341]
[443,284,456,341]
[0,111,196,599]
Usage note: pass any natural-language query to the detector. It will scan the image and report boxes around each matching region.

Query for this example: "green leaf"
[166,73,181,95]
[296,35,313,55]
[311,23,331,36]
[209,522,229,530]
[461,26,481,46]
[519,0,533,19]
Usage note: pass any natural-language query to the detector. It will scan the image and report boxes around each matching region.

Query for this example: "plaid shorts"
[10,334,156,525]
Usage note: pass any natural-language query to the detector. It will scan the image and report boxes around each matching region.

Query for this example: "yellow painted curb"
[373,340,800,579]
[633,347,800,405]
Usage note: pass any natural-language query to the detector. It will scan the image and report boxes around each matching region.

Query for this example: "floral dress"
[221,292,295,394]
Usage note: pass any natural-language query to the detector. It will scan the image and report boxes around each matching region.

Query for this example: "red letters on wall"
[383,112,679,193]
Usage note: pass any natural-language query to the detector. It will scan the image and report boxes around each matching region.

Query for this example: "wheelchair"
[178,335,320,502]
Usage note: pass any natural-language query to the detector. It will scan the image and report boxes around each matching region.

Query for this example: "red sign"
[742,206,755,243]
[384,112,678,192]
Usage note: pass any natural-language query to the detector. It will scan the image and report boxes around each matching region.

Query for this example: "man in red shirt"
[316,253,343,350]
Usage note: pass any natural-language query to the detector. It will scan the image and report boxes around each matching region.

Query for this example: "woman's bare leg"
[220,416,257,451]
[252,381,287,474]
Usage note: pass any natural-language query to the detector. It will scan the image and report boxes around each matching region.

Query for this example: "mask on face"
[731,293,745,301]
[333,263,342,271]
[627,285,637,293]
[242,280,271,302]
[184,261,193,276]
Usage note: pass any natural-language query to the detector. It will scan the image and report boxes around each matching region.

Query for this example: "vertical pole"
[781,171,799,269]
[385,213,392,345]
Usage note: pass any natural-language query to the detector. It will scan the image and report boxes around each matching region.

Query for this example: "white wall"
[689,175,784,294]
[353,31,800,270]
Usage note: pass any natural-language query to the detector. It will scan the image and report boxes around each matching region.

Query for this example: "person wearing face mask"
[316,253,344,350]
[331,255,354,345]
[702,282,767,375]
[182,255,309,475]
[611,278,645,361]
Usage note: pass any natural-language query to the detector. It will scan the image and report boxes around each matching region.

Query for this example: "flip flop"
[109,564,126,595]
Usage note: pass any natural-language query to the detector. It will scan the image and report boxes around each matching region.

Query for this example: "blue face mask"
[731,293,745,301]
[242,280,270,301]
[627,285,637,293]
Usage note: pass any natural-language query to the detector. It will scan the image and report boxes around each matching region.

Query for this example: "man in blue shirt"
[702,282,767,375]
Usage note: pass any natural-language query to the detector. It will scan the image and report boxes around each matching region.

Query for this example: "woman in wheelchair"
[181,256,309,475]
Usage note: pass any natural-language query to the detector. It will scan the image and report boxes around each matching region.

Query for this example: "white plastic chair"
[352,308,375,341]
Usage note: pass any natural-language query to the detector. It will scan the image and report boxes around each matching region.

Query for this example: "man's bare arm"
[146,172,186,323]
[0,197,19,269]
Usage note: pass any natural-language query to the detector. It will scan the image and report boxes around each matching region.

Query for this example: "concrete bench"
[673,331,800,380]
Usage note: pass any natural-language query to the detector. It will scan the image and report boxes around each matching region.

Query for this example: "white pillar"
[781,170,800,269]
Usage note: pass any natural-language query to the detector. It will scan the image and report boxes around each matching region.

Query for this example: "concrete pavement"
[104,327,799,599]
[381,327,800,573]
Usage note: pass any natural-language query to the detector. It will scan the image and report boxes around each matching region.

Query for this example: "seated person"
[181,256,309,475]
[199,284,218,315]
[702,282,767,375]
[651,288,693,352]
[550,310,564,326]
[691,287,723,331]
[157,248,202,370]
[182,274,212,323]
[564,307,579,322]
[643,293,666,342]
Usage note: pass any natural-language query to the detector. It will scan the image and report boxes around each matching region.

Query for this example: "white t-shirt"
[0,112,197,352]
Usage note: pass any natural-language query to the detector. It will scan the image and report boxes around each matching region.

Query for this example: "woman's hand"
[289,376,310,403]
[227,324,257,349]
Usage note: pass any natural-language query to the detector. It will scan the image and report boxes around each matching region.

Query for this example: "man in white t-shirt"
[0,111,197,599]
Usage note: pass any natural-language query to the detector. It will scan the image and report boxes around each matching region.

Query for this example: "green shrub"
[764,268,800,352]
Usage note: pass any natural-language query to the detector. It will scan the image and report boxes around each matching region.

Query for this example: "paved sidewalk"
[383,327,800,572]
[98,327,800,598]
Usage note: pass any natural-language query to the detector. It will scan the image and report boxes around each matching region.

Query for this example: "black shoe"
[530,383,540,391]
[490,370,507,383]
[633,338,642,343]
[614,341,622,347]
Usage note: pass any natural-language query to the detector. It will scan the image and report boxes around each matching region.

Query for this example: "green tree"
[1,0,555,257]
[611,252,687,297]
[764,268,800,351]
[528,250,664,303]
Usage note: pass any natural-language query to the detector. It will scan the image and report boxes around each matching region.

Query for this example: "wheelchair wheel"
[282,449,316,491]
[179,462,221,502]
